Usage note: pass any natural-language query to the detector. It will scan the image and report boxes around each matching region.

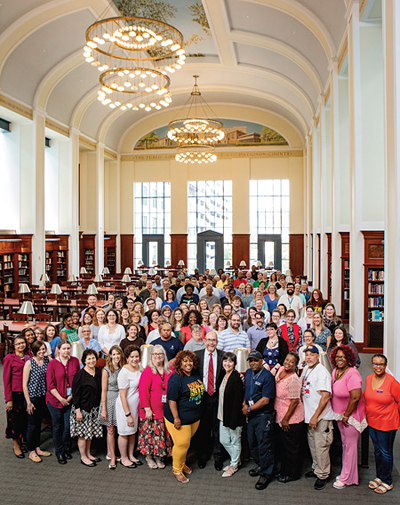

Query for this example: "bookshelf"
[362,231,384,352]
[339,232,350,322]
[326,233,332,301]
[104,235,116,275]
[0,235,32,297]
[80,234,96,276]
[45,235,69,282]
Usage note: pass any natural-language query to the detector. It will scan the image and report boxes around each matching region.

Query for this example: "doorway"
[258,234,282,270]
[197,230,224,273]
[142,234,164,266]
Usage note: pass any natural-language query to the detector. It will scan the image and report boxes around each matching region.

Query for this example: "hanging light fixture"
[83,2,185,111]
[168,75,224,164]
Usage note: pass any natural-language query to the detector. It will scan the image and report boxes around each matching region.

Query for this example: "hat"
[304,345,320,354]
[247,350,263,360]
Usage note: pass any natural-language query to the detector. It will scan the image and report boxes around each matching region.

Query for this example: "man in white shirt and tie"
[194,331,225,470]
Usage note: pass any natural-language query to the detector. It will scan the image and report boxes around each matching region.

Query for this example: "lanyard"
[61,359,70,388]
[250,369,263,399]
[156,368,165,392]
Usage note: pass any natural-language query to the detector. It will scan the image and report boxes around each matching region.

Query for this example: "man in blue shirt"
[242,350,276,490]
[247,312,268,351]
[151,322,183,362]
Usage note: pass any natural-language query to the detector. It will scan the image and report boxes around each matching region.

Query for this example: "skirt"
[70,405,103,440]
[5,391,26,440]
[137,418,172,458]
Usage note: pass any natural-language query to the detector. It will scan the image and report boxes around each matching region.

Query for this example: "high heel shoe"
[173,471,189,483]
[81,459,96,467]
[109,463,117,470]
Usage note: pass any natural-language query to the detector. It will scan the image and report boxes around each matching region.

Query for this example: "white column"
[312,126,321,289]
[383,0,400,374]
[347,1,364,342]
[115,154,121,274]
[95,142,105,274]
[31,110,46,284]
[305,134,313,279]
[69,128,80,276]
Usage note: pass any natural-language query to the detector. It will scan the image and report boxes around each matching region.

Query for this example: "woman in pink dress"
[274,352,305,483]
[330,345,367,489]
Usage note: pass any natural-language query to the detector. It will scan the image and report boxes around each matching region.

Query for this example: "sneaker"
[314,478,327,490]
[305,470,317,479]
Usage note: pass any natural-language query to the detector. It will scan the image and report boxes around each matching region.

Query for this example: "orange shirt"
[364,373,400,431]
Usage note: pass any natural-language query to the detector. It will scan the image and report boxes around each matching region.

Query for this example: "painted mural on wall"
[135,119,289,149]
[115,0,218,57]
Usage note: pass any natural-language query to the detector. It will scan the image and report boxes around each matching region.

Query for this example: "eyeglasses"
[372,363,386,368]
[152,353,164,357]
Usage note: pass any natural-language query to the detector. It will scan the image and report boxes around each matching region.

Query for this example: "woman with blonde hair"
[311,311,331,351]
[91,308,106,341]
[138,345,173,469]
[170,308,184,339]
[100,345,125,470]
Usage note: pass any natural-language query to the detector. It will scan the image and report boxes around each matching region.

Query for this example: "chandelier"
[168,75,224,163]
[83,7,185,111]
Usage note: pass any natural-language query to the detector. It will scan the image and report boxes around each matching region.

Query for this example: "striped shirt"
[217,328,250,352]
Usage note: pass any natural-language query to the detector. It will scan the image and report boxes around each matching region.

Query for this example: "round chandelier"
[168,75,224,163]
[176,145,217,164]
[83,15,185,111]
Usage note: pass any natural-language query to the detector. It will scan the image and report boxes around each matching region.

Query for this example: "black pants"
[193,392,222,462]
[277,422,304,478]
[26,396,46,451]
[247,412,275,478]
[5,391,26,441]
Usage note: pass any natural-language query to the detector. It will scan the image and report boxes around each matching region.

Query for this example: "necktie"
[207,352,214,396]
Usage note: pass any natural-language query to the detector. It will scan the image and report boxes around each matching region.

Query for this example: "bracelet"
[125,412,131,417]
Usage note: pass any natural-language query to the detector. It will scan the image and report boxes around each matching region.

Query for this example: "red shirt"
[2,353,28,402]
[364,373,400,431]
[138,366,173,419]
[46,357,80,409]
[234,278,245,288]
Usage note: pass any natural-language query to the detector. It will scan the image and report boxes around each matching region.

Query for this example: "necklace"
[334,366,348,382]
[267,338,278,348]
[276,370,294,383]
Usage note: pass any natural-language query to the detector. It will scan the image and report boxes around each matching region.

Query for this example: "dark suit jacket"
[194,348,225,386]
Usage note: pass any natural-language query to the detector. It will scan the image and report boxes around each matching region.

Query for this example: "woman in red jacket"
[364,354,400,494]
[3,336,29,458]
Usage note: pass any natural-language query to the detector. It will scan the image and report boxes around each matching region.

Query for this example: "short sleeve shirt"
[244,367,275,414]
[164,373,204,425]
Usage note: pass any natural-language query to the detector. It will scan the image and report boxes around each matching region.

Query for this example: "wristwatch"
[247,405,251,413]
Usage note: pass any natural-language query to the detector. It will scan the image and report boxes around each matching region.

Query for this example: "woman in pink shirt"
[46,340,80,465]
[274,352,304,482]
[138,344,173,469]
[3,336,29,458]
[330,345,366,489]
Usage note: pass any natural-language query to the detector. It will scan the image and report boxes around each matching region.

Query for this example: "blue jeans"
[47,402,71,456]
[219,422,242,468]
[247,412,274,478]
[369,427,397,485]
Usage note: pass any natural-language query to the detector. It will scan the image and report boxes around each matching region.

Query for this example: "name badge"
[249,400,254,406]
[377,390,383,393]
[162,394,167,403]
[255,381,261,386]
[66,387,72,396]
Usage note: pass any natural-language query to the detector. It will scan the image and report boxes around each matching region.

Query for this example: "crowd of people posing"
[2,269,400,494]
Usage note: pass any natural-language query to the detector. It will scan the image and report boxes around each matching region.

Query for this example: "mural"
[115,0,218,57]
[135,119,289,149]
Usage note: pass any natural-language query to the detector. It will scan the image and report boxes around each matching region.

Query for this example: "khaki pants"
[307,419,333,479]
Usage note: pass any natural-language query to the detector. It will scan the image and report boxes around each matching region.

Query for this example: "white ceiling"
[0,0,360,150]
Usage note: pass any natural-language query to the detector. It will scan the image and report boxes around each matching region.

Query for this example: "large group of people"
[2,268,400,493]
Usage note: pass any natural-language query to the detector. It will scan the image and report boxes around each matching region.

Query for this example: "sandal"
[374,483,393,494]
[182,464,192,475]
[173,471,189,483]
[369,478,382,489]
[333,479,346,489]
[155,458,165,469]
[222,466,238,478]
[146,457,158,469]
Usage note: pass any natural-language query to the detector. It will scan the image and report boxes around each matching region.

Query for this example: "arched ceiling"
[0,0,350,151]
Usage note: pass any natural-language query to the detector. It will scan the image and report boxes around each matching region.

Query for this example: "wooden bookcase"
[326,233,332,301]
[104,235,116,275]
[80,234,96,276]
[0,235,32,297]
[362,231,384,352]
[45,235,69,282]
[339,232,350,322]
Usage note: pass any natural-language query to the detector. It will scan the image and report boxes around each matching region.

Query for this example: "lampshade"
[93,274,103,282]
[226,261,231,267]
[152,260,157,266]
[102,267,110,275]
[178,260,185,266]
[286,276,293,284]
[234,347,249,373]
[210,269,216,275]
[285,269,293,277]
[122,274,131,283]
[50,284,62,295]
[140,344,154,369]
[70,341,85,362]
[18,301,35,315]
[80,267,87,275]
[149,268,157,276]
[18,284,31,294]
[137,260,143,266]
[68,274,77,282]
[39,273,50,282]
[124,267,132,275]
[165,260,170,266]
[86,284,98,295]
[239,260,246,267]
[256,260,262,267]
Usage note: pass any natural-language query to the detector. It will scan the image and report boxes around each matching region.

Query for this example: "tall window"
[134,182,171,265]
[249,180,289,271]
[187,181,232,273]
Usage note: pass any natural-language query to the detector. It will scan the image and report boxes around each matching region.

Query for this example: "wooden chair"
[35,313,51,322]
[12,313,28,321]
[0,325,12,362]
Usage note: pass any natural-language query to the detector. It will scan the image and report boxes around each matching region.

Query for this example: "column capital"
[70,127,80,137]
[328,57,338,75]
[33,107,46,120]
